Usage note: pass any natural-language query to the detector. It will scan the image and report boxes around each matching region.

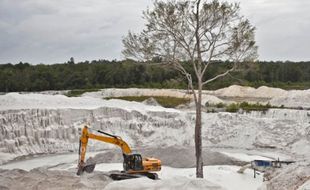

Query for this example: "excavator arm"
[77,125,132,175]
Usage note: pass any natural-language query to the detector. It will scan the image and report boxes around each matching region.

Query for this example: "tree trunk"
[195,80,203,178]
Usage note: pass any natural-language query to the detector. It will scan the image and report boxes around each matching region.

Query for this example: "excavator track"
[109,172,158,180]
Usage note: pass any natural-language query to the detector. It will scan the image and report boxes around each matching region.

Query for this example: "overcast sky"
[0,0,309,64]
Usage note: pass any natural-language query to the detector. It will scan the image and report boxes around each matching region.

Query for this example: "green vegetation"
[105,96,191,108]
[65,89,100,97]
[224,102,272,113]
[215,102,225,108]
[225,103,240,112]
[0,60,310,92]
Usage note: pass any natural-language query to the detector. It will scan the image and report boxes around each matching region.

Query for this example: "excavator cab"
[123,154,144,171]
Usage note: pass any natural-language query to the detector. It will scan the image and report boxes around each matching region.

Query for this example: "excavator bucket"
[77,157,97,175]
[83,163,96,173]
[77,163,96,175]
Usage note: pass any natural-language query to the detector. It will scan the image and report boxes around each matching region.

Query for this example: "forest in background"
[0,59,309,92]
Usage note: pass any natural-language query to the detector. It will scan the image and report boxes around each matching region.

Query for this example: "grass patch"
[225,102,273,113]
[225,103,240,112]
[215,102,225,108]
[105,96,191,108]
[65,89,100,97]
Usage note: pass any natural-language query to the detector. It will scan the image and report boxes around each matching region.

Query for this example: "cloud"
[232,0,310,61]
[0,0,309,64]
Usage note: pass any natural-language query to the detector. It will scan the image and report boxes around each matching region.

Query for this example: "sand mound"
[187,95,224,108]
[141,147,246,168]
[90,147,246,168]
[104,176,225,190]
[0,92,177,113]
[255,86,287,98]
[83,88,190,99]
[0,167,111,190]
[201,95,224,105]
[213,85,256,97]
[142,97,161,106]
[212,85,287,98]
[208,85,310,108]
[270,89,310,108]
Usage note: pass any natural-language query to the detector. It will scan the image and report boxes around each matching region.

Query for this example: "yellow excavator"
[76,125,161,180]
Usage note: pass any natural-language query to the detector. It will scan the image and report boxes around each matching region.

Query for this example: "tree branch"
[202,65,234,86]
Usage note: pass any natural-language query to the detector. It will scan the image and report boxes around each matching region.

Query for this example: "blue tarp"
[253,160,272,167]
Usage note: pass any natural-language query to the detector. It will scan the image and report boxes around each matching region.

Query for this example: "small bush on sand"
[66,89,100,97]
[215,102,225,108]
[226,103,239,112]
[226,102,273,113]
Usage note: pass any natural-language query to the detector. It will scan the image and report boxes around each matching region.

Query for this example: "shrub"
[226,103,239,112]
[65,89,100,97]
[215,102,225,108]
[225,102,273,113]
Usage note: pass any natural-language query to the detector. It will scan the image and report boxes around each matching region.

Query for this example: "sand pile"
[211,85,287,98]
[90,147,246,168]
[0,92,110,110]
[104,177,225,190]
[80,86,310,108]
[208,85,310,108]
[0,92,177,113]
[140,147,246,168]
[142,97,161,106]
[255,86,288,98]
[0,167,111,190]
[9,85,307,109]
[211,85,256,97]
[270,89,310,108]
[201,95,224,105]
[83,88,190,99]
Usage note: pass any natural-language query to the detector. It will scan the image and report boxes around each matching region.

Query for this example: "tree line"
[0,59,309,92]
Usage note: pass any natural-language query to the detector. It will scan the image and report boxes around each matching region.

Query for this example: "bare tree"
[122,0,257,178]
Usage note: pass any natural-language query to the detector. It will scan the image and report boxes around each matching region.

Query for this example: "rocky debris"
[0,167,111,190]
[259,162,310,190]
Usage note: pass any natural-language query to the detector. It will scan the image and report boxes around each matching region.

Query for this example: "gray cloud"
[0,0,309,64]
[233,0,310,61]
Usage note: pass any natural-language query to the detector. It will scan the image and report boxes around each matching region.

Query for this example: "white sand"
[81,85,310,108]
[0,86,309,189]
[211,85,287,98]
[0,92,178,114]
[0,154,264,190]
[2,85,310,109]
